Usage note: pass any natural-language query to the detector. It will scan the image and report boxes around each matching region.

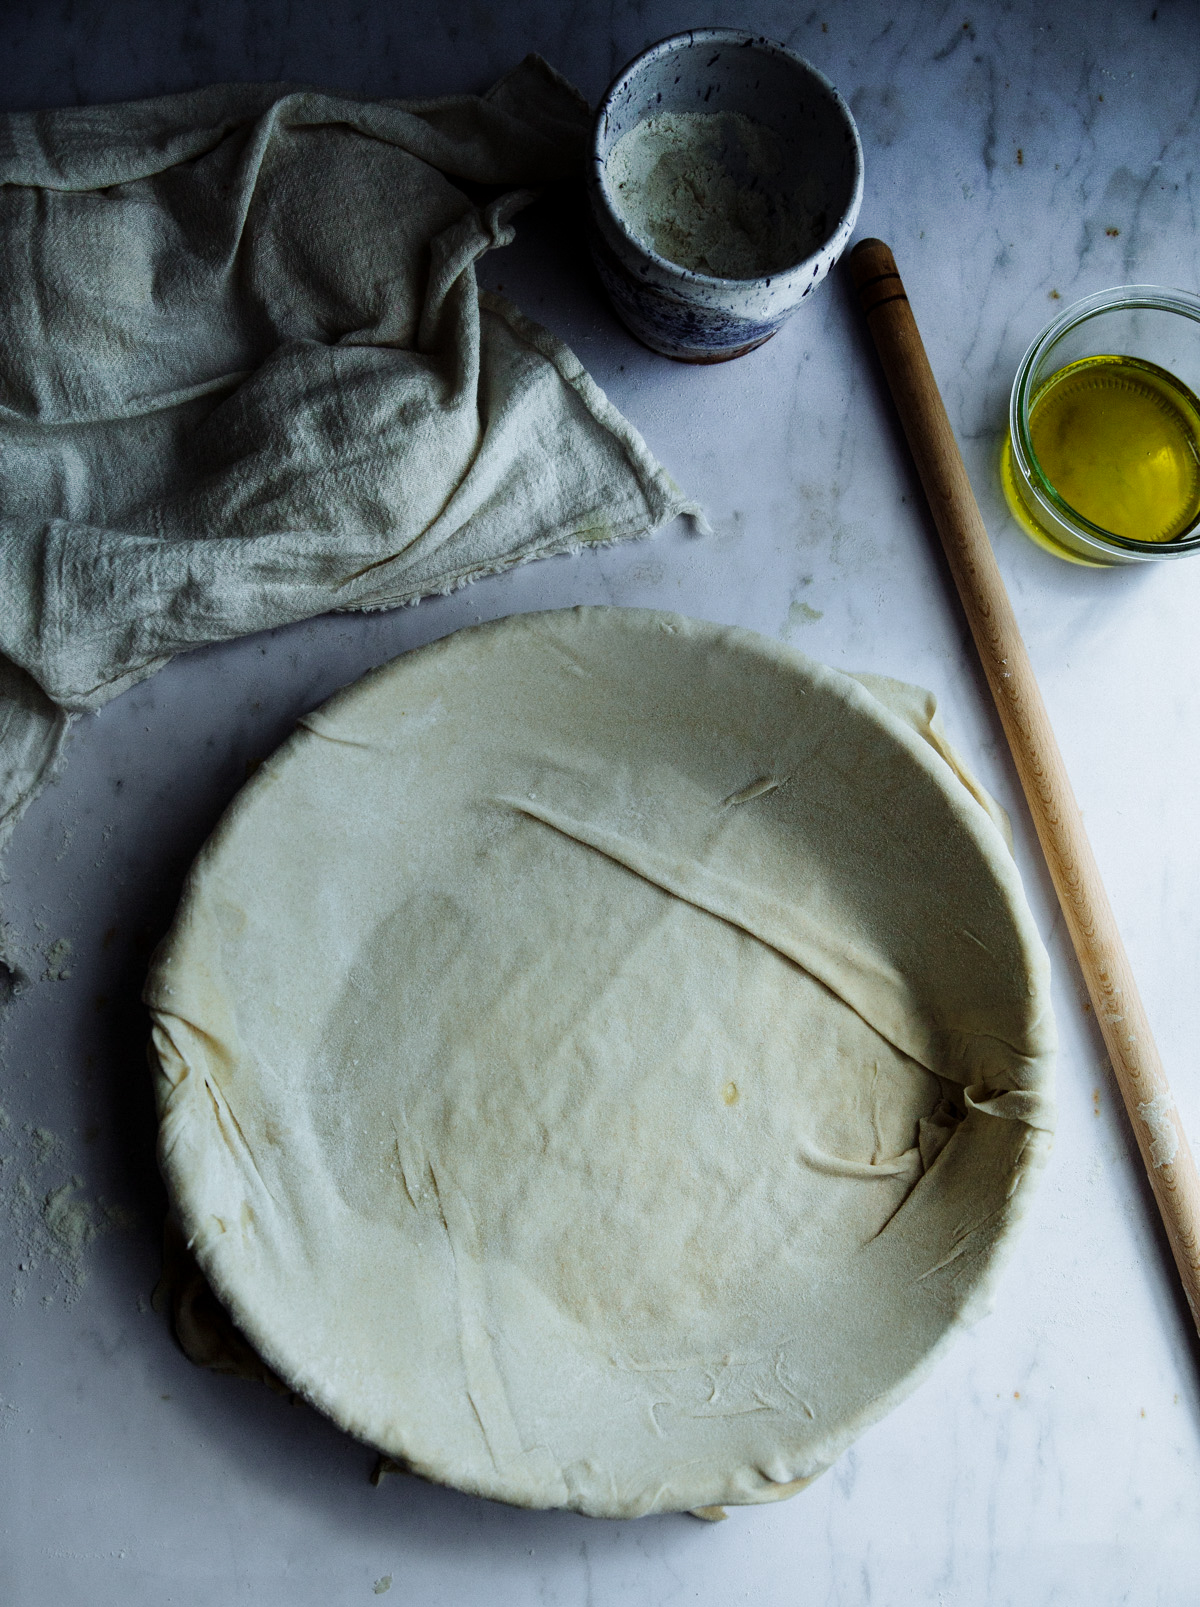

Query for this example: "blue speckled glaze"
[588,219,780,361]
[587,30,864,363]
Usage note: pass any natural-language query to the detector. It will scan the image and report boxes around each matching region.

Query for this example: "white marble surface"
[2,1,1199,1601]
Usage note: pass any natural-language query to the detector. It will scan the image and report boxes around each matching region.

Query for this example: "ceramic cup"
[586,30,864,363]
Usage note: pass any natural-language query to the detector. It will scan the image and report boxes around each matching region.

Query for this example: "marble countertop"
[3,2,1198,1601]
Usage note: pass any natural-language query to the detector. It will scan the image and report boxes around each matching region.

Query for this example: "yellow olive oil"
[1027,354,1200,543]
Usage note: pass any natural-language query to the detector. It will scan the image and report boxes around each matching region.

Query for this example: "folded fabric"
[0,57,699,903]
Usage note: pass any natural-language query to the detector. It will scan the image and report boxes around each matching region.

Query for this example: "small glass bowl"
[1002,286,1200,566]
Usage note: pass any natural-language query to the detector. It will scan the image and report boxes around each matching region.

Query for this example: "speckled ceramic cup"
[587,30,864,363]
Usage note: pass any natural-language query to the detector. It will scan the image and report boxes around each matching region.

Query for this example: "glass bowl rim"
[1009,284,1200,558]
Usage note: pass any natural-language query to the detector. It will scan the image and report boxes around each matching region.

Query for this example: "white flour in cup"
[604,110,823,280]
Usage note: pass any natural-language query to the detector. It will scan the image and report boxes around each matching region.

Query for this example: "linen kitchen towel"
[0,57,698,900]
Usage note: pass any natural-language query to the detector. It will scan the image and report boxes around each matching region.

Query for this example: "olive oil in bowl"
[1004,287,1200,564]
[1027,356,1200,541]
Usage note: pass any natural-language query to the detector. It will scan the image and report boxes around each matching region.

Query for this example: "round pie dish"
[147,608,1054,1518]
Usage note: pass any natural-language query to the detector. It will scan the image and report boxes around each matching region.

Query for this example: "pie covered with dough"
[147,607,1055,1518]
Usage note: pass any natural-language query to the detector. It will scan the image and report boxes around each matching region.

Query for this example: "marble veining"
[2,2,1199,1604]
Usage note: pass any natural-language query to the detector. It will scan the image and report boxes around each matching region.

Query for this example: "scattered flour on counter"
[0,1116,135,1305]
[604,110,825,278]
[42,1179,103,1274]
[27,1124,62,1168]
[44,937,73,981]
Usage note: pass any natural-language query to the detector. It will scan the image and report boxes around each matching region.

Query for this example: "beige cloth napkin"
[0,57,699,882]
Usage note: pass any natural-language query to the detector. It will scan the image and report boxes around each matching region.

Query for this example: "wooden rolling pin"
[847,236,1200,1336]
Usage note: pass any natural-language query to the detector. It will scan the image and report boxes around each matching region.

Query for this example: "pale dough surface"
[147,607,1055,1518]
